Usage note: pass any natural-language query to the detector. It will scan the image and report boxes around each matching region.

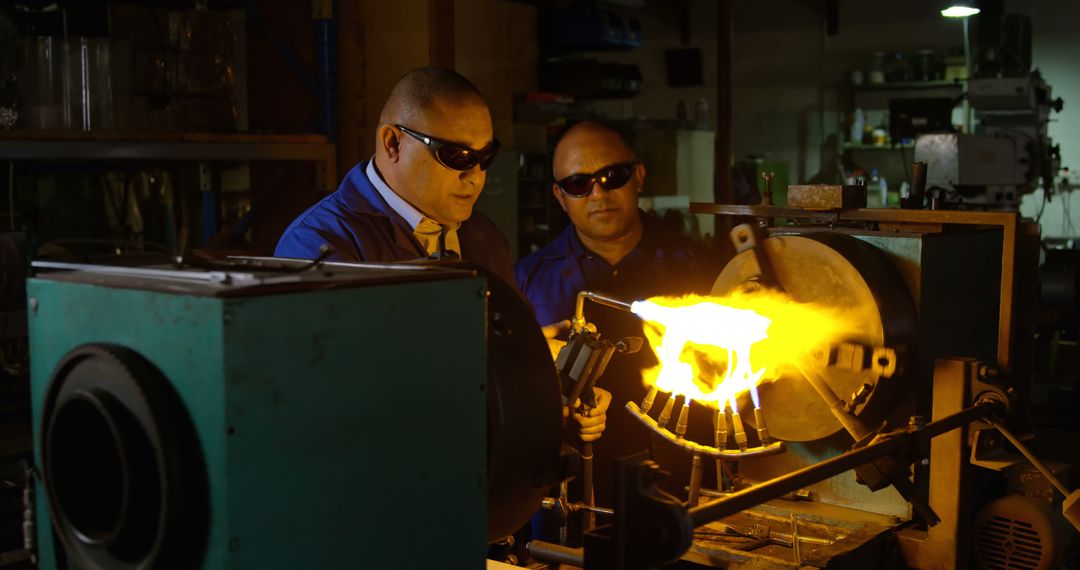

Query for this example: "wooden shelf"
[851,80,964,92]
[0,131,334,162]
[843,143,915,151]
[0,131,337,191]
[0,130,329,143]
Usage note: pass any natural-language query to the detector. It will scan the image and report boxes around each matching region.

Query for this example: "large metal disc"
[712,232,916,442]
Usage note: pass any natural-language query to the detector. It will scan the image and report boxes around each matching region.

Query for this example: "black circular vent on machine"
[481,265,564,542]
[40,344,207,570]
[426,260,564,542]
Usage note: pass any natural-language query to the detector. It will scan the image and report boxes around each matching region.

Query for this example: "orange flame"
[632,290,859,410]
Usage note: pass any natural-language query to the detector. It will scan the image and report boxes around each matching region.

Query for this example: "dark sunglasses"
[556,162,638,197]
[395,124,501,172]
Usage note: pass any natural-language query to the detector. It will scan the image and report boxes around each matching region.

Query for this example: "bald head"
[550,121,644,261]
[379,67,488,128]
[553,121,637,180]
[373,67,495,226]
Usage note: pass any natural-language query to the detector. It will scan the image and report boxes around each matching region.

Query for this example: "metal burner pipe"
[572,291,635,332]
[527,540,585,567]
[688,401,999,528]
[583,442,595,531]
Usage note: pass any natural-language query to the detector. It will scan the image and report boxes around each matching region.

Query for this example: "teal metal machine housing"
[28,263,494,569]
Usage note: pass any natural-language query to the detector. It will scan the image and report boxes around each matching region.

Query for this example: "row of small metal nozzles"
[641,387,771,450]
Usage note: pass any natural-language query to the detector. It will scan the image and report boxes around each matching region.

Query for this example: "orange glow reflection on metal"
[631,291,853,409]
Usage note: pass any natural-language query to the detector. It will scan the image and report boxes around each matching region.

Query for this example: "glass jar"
[868,52,886,84]
[884,51,909,83]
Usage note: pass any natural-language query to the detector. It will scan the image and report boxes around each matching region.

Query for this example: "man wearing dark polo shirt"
[515,121,720,507]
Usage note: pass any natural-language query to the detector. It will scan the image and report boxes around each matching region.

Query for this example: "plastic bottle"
[885,173,901,207]
[850,109,865,146]
[880,172,894,207]
[870,169,888,208]
[694,97,709,128]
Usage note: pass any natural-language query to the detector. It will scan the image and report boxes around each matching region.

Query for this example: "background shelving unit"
[838,79,964,196]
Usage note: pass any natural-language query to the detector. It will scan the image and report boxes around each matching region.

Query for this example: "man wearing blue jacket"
[276,68,611,444]
[275,66,513,284]
[515,121,719,506]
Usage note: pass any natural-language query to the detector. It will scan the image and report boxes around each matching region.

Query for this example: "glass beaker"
[70,37,115,131]
[18,37,75,129]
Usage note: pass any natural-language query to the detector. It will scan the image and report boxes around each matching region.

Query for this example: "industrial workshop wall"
[1017,0,1080,237]
[336,0,538,170]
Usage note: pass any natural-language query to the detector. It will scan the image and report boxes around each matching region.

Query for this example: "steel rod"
[987,418,1070,497]
[526,540,585,567]
[793,362,870,440]
[583,441,596,531]
[572,290,634,332]
[577,505,614,516]
[559,480,569,545]
[688,454,704,506]
[689,402,998,527]
[790,512,802,565]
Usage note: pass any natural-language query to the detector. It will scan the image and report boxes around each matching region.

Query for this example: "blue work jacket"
[514,215,719,328]
[275,160,514,286]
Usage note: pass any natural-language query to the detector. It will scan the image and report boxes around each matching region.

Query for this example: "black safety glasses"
[396,124,501,172]
[556,162,638,197]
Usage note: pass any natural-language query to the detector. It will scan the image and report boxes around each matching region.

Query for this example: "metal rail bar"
[572,290,635,332]
[688,402,998,527]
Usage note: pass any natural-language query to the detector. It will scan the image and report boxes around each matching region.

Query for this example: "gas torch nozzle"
[754,406,771,445]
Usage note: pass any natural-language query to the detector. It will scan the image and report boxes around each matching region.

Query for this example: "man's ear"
[379,125,402,162]
[552,183,568,212]
[634,162,647,194]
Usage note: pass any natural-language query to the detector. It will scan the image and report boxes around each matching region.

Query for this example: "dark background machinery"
[914,2,1065,208]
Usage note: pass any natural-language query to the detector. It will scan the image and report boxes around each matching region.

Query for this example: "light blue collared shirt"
[366,158,426,231]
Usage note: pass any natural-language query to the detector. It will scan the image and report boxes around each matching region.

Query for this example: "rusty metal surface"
[685,499,902,569]
[788,185,867,211]
[711,233,917,442]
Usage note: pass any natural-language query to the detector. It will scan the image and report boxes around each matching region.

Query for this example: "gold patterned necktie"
[413,217,461,259]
